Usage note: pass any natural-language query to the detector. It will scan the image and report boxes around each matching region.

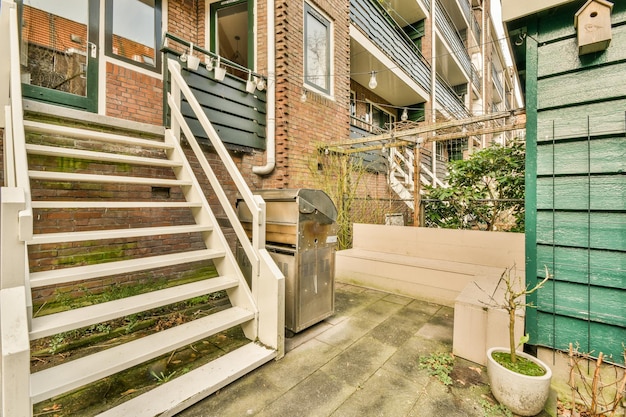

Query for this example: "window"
[210,0,252,78]
[105,0,162,72]
[367,103,395,131]
[304,3,331,94]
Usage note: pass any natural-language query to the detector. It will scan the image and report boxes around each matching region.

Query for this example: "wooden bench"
[335,223,525,365]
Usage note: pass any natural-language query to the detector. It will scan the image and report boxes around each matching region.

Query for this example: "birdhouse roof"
[575,0,614,28]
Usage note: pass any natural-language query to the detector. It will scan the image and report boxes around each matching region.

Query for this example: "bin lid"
[251,189,338,223]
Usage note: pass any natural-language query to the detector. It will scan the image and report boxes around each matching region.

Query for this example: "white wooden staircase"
[386,146,446,210]
[1,3,284,415]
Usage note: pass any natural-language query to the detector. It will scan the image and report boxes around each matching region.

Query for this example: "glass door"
[19,0,99,111]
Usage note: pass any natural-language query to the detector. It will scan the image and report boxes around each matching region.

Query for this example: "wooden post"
[413,143,422,226]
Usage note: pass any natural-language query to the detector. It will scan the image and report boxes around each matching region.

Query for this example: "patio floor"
[177,283,551,417]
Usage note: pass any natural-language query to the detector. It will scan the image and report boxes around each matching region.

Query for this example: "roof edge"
[502,0,573,22]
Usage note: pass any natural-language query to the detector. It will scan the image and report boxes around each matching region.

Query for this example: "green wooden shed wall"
[506,0,625,364]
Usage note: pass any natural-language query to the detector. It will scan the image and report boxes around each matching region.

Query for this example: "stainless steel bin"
[236,189,338,334]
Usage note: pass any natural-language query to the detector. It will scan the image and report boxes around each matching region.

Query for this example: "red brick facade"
[105,62,163,125]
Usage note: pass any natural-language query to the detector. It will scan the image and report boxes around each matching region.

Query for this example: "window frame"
[367,102,396,131]
[303,2,332,96]
[104,0,162,73]
[209,0,254,70]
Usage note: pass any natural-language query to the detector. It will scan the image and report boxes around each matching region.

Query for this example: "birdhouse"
[574,0,613,55]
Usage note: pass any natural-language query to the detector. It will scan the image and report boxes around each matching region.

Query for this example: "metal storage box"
[237,189,338,334]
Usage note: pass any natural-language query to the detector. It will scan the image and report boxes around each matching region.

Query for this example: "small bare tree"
[308,150,367,250]
[478,265,550,363]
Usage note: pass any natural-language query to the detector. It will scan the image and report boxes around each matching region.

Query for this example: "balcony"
[492,65,504,103]
[436,75,471,118]
[162,34,268,150]
[435,0,472,85]
[350,0,431,105]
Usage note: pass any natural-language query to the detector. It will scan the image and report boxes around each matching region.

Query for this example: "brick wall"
[105,62,163,125]
[104,0,207,126]
[260,0,352,190]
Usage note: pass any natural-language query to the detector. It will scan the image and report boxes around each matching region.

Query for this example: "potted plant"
[483,266,553,416]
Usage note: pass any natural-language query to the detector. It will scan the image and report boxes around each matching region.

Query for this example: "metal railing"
[435,74,471,118]
[435,0,472,77]
[471,64,481,91]
[350,0,432,94]
[166,58,284,353]
[492,65,504,99]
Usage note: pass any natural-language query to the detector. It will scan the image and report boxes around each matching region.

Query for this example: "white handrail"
[166,58,284,355]
[166,58,262,278]
[1,3,32,415]
[7,2,33,241]
[167,92,260,277]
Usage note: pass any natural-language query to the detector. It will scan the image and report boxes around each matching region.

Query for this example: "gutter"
[253,0,276,175]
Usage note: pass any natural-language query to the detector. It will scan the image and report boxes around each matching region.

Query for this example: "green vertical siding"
[516,1,626,364]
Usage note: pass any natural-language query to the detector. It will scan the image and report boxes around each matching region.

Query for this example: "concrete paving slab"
[263,338,341,391]
[254,370,356,417]
[320,336,397,387]
[407,377,485,417]
[381,293,414,306]
[314,315,379,350]
[177,283,555,417]
[356,299,404,325]
[382,335,453,385]
[175,369,284,417]
[328,289,385,324]
[329,368,422,417]
[367,314,418,348]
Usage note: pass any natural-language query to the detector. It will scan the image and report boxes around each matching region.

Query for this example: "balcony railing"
[471,64,481,91]
[458,0,481,42]
[350,0,432,94]
[436,74,470,118]
[435,0,472,77]
[162,33,268,151]
[492,65,504,99]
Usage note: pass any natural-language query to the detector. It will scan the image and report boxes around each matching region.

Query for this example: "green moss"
[57,157,87,172]
[491,352,546,376]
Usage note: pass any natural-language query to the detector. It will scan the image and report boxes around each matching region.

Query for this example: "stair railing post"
[1,286,31,417]
[1,187,31,416]
[1,187,28,290]
[250,195,266,297]
[169,61,182,142]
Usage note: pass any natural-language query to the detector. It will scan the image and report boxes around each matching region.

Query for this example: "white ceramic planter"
[486,347,552,416]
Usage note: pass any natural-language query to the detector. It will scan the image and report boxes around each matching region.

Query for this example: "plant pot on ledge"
[487,347,552,416]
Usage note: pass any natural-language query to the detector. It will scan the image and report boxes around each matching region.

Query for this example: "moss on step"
[32,326,248,417]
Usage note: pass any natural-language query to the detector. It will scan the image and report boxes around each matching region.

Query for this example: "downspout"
[253,0,276,175]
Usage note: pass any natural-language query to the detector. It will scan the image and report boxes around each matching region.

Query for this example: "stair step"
[30,306,255,403]
[30,249,222,288]
[25,144,181,168]
[24,120,172,150]
[30,224,212,245]
[96,343,276,417]
[28,170,191,187]
[31,201,202,209]
[30,276,238,340]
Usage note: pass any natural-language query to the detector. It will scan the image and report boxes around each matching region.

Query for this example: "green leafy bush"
[424,140,525,232]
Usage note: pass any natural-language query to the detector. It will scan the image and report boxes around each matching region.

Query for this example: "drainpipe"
[253,0,276,175]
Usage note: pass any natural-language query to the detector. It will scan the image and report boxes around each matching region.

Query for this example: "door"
[19,0,99,112]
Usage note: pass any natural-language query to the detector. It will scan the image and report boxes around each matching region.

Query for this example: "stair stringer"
[163,129,258,340]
